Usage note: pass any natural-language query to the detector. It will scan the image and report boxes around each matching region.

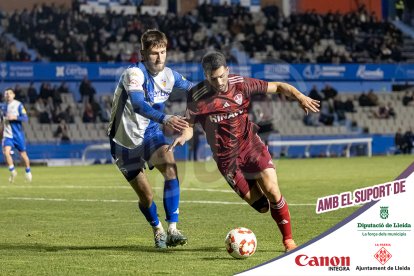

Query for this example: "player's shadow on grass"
[176,246,223,252]
[0,243,223,253]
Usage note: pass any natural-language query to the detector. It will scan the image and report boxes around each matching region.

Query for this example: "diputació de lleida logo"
[380,206,389,219]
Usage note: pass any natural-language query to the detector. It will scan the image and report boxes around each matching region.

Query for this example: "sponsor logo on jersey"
[223,102,230,108]
[209,109,243,123]
[154,90,171,98]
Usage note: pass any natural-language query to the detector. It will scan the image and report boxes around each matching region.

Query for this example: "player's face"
[205,66,229,93]
[143,46,167,75]
[4,90,15,103]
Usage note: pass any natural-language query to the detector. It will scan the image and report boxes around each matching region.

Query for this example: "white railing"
[267,138,373,158]
[82,138,373,163]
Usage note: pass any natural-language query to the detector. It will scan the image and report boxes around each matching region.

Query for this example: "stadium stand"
[0,0,413,162]
[0,3,411,63]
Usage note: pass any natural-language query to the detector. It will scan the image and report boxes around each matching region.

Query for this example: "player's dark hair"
[3,88,14,93]
[141,29,168,50]
[202,51,227,73]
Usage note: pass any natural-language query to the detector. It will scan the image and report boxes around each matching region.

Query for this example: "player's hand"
[6,115,17,121]
[163,115,189,132]
[298,95,320,115]
[167,136,187,152]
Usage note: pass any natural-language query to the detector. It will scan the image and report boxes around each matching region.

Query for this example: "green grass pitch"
[0,155,412,275]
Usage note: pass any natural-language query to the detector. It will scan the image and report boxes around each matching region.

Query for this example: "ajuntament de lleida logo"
[380,206,389,219]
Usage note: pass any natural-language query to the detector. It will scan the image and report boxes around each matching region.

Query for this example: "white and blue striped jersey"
[1,99,28,141]
[108,62,193,149]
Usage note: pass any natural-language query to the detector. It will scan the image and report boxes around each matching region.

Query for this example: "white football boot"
[25,172,33,183]
[9,170,17,183]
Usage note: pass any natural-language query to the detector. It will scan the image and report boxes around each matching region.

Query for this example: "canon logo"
[295,254,350,267]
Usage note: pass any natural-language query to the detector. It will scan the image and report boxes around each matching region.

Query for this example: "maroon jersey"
[186,74,268,160]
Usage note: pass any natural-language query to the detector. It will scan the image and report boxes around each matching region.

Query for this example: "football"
[224,227,257,259]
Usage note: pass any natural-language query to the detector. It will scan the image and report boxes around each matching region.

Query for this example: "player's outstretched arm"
[167,125,194,152]
[268,82,320,115]
[129,92,188,131]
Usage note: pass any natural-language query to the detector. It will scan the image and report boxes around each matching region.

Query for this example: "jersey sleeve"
[0,104,5,120]
[172,70,193,91]
[17,103,28,122]
[122,67,145,93]
[185,87,199,125]
[243,76,269,98]
[0,105,4,125]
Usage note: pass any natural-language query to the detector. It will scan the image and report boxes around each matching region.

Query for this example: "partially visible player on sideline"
[168,51,320,252]
[1,88,32,183]
[108,29,193,249]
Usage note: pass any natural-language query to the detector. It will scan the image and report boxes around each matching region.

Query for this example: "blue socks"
[138,201,160,227]
[138,179,180,227]
[25,167,31,173]
[163,179,180,222]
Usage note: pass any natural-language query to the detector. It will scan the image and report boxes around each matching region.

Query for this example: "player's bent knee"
[163,163,178,179]
[251,195,269,213]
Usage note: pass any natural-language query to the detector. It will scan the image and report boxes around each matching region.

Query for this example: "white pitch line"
[1,196,316,206]
[0,185,131,189]
[0,185,233,193]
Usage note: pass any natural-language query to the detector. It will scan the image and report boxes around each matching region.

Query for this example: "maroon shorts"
[216,135,275,198]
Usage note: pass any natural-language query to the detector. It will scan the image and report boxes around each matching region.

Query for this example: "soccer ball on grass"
[225,227,257,259]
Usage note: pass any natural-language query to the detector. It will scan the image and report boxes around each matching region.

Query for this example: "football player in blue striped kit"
[108,29,193,249]
[1,88,32,183]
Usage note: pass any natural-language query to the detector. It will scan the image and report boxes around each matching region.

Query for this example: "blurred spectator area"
[78,0,147,15]
[243,89,413,136]
[25,91,110,143]
[0,80,111,143]
[0,2,411,63]
[1,81,412,144]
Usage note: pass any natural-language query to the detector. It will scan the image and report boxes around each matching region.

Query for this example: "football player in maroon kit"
[168,51,320,252]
